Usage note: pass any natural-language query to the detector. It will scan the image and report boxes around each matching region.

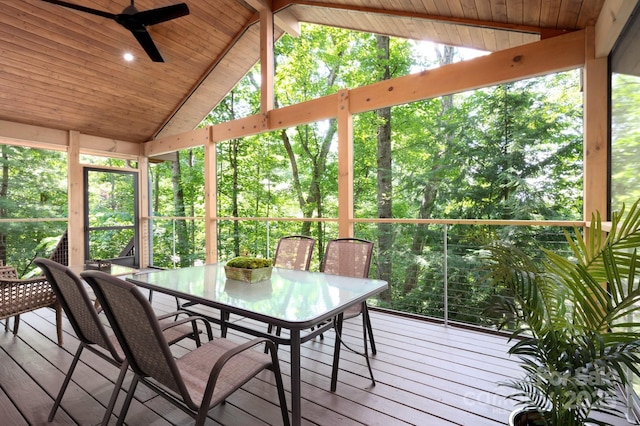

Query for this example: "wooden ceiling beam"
[244,0,301,36]
[595,0,639,57]
[278,0,568,36]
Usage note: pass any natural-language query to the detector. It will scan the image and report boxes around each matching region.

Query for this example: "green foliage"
[226,256,272,269]
[482,200,640,425]
[611,73,640,211]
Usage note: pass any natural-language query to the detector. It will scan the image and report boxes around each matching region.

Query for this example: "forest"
[4,23,633,327]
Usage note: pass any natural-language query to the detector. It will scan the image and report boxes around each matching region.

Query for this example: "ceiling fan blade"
[133,4,190,26]
[40,0,117,20]
[130,28,165,62]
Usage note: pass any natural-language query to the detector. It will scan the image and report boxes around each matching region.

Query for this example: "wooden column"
[583,26,609,222]
[205,127,218,263]
[138,155,150,267]
[337,89,354,237]
[260,7,274,114]
[67,130,84,266]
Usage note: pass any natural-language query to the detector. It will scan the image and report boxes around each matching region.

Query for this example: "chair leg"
[115,374,140,426]
[268,342,291,426]
[55,304,64,346]
[4,317,9,332]
[330,314,343,392]
[221,310,230,337]
[363,305,376,355]
[100,362,128,426]
[360,314,376,387]
[49,344,85,421]
[12,314,20,335]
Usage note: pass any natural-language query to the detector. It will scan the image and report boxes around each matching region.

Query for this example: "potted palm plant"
[482,200,640,426]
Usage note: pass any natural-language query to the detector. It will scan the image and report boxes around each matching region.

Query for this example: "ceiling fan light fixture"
[41,0,190,62]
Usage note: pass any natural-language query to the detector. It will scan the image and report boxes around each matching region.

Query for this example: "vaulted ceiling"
[1,0,606,143]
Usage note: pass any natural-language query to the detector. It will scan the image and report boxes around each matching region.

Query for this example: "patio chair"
[34,258,211,426]
[266,235,316,341]
[321,237,376,389]
[273,235,316,270]
[0,229,68,345]
[81,270,290,426]
[0,265,63,346]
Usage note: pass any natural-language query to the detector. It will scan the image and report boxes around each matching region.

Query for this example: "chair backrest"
[49,230,69,266]
[273,235,316,270]
[33,258,121,362]
[321,238,374,278]
[81,271,190,400]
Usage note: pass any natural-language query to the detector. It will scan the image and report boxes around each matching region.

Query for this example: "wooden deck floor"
[0,291,635,426]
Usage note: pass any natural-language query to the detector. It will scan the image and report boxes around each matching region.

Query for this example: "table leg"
[290,329,301,426]
[331,312,344,392]
[220,310,229,337]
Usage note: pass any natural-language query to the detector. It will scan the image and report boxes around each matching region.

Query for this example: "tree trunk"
[403,45,455,294]
[171,152,190,266]
[230,139,240,256]
[375,34,393,300]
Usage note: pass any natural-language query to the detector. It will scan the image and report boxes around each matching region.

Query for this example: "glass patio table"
[126,263,387,426]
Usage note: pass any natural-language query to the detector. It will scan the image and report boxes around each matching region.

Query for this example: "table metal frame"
[126,263,387,426]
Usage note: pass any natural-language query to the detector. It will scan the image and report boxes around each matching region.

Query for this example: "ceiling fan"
[41,0,190,62]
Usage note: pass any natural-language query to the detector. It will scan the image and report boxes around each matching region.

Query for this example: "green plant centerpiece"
[482,200,640,426]
[224,256,273,283]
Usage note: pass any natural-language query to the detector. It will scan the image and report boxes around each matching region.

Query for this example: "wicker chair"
[0,265,63,346]
[82,270,290,426]
[34,258,211,425]
[0,230,68,345]
[321,237,376,390]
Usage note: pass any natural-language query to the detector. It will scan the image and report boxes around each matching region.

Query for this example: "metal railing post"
[443,224,448,326]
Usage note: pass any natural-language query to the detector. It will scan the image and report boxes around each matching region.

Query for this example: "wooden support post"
[260,7,274,114]
[138,155,150,267]
[205,127,218,263]
[583,26,609,222]
[337,89,354,237]
[67,131,84,267]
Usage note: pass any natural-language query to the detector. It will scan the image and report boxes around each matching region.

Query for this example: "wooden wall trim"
[0,120,141,158]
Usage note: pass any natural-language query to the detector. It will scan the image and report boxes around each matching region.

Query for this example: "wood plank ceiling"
[0,0,605,144]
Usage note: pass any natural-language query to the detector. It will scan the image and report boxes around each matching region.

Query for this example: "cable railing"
[149,216,583,330]
[0,215,584,329]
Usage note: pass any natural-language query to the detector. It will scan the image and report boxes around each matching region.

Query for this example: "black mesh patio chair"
[321,237,376,390]
[34,258,211,426]
[81,270,290,426]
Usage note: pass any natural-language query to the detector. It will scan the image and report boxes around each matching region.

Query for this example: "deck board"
[0,291,634,426]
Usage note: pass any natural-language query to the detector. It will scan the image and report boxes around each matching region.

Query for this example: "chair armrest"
[0,266,18,279]
[0,275,51,292]
[208,338,272,382]
[0,275,48,285]
[159,313,214,341]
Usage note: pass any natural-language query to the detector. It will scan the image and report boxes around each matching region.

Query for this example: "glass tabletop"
[127,263,388,328]
[69,263,138,277]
